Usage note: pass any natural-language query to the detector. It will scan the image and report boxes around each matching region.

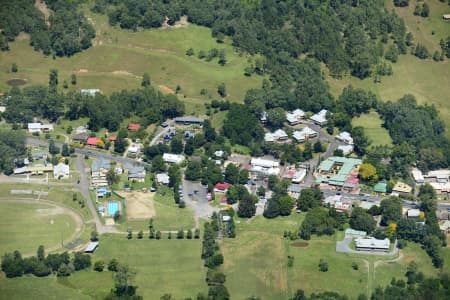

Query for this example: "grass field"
[92,234,206,299]
[328,1,450,138]
[352,111,392,147]
[0,8,262,111]
[0,202,77,255]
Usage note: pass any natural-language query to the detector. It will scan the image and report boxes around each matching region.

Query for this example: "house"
[53,163,70,179]
[440,220,450,234]
[345,228,367,237]
[84,241,99,253]
[156,173,170,185]
[436,210,449,221]
[163,153,184,164]
[75,126,87,134]
[174,117,205,125]
[355,237,390,252]
[286,109,305,125]
[425,169,450,182]
[80,89,101,97]
[108,136,117,142]
[32,151,49,160]
[337,144,354,155]
[411,168,424,184]
[91,158,110,179]
[86,137,100,147]
[128,165,146,183]
[27,163,53,175]
[324,195,351,212]
[264,129,288,143]
[292,169,307,184]
[293,127,317,142]
[127,144,141,157]
[214,182,231,193]
[373,182,387,194]
[310,109,328,126]
[392,182,412,195]
[443,14,450,20]
[407,209,421,219]
[72,132,89,143]
[335,131,353,145]
[429,182,450,194]
[250,157,280,176]
[28,123,42,133]
[128,123,141,131]
[214,150,224,158]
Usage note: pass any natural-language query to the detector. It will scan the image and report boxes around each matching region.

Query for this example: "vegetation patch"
[290,242,309,248]
[6,78,27,87]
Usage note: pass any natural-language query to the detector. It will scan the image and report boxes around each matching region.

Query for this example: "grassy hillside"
[0,9,262,115]
[328,0,450,138]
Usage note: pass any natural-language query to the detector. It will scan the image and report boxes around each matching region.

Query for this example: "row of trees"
[0,129,26,175]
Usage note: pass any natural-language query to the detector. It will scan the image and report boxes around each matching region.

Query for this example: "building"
[293,127,317,142]
[315,156,362,190]
[128,165,146,183]
[323,195,351,212]
[53,163,70,179]
[407,209,421,219]
[264,129,288,143]
[86,137,100,147]
[156,173,170,185]
[214,182,231,193]
[259,111,267,124]
[355,237,390,252]
[91,158,110,179]
[286,109,305,125]
[214,150,224,158]
[72,132,89,143]
[174,117,205,125]
[84,241,99,253]
[127,144,142,157]
[335,131,353,145]
[443,14,450,20]
[440,220,450,234]
[250,157,280,176]
[80,89,101,97]
[163,153,185,164]
[292,169,307,184]
[337,144,354,155]
[310,109,328,126]
[425,169,450,182]
[411,168,424,184]
[75,126,87,134]
[392,182,412,195]
[128,123,141,131]
[373,182,387,194]
[27,123,54,133]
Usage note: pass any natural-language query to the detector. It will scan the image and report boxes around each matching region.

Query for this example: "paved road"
[75,155,117,234]
[149,125,172,146]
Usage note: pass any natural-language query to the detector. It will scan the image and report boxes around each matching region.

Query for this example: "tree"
[279,195,295,216]
[186,48,194,56]
[224,164,239,184]
[94,260,105,272]
[217,83,226,97]
[319,259,329,272]
[106,169,120,186]
[380,196,403,226]
[313,141,323,153]
[358,163,378,185]
[112,264,140,298]
[90,230,99,242]
[127,228,132,239]
[73,252,91,270]
[421,3,430,18]
[185,161,203,181]
[177,229,184,239]
[137,230,143,239]
[266,107,285,129]
[151,155,166,173]
[238,194,257,218]
[156,230,161,240]
[11,63,18,73]
[57,264,71,277]
[238,169,249,185]
[352,126,370,155]
[297,186,323,211]
[170,136,183,154]
[37,245,45,261]
[108,259,119,272]
[218,49,226,66]
[141,73,151,87]
[71,74,77,85]
[350,207,376,233]
[257,185,266,197]
[187,229,193,239]
[61,143,70,157]
[49,69,58,88]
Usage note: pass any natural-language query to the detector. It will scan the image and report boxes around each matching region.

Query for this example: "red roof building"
[108,136,117,141]
[86,137,100,146]
[128,123,141,131]
[214,182,231,192]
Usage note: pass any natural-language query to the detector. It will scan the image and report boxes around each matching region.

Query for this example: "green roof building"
[373,182,387,194]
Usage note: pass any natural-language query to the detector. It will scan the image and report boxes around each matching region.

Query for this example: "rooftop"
[355,237,390,249]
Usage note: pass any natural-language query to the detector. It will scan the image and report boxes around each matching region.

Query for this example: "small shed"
[84,241,99,253]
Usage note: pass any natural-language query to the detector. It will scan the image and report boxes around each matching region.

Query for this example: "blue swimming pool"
[107,201,119,216]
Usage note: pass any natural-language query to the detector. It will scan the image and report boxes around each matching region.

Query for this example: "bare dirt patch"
[291,242,309,248]
[34,0,51,25]
[159,84,175,94]
[116,191,155,220]
[77,69,89,73]
[112,70,135,76]
[161,15,190,29]
[7,79,27,87]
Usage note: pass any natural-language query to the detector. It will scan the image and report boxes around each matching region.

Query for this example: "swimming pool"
[107,201,119,216]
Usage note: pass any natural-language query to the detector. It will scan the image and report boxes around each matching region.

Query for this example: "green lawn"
[328,1,450,139]
[0,8,262,105]
[0,202,77,255]
[352,111,392,147]
[92,234,206,299]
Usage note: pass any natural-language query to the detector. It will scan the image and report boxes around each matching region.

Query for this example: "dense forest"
[0,0,95,56]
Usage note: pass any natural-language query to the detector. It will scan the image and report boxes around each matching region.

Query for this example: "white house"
[80,89,101,97]
[156,173,170,185]
[264,129,288,143]
[286,109,305,125]
[292,169,307,184]
[53,163,70,179]
[335,131,353,145]
[310,109,328,126]
[355,237,390,252]
[407,209,421,218]
[337,144,354,155]
[293,127,317,142]
[28,123,42,133]
[163,153,185,164]
[411,168,424,184]
[250,157,280,176]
